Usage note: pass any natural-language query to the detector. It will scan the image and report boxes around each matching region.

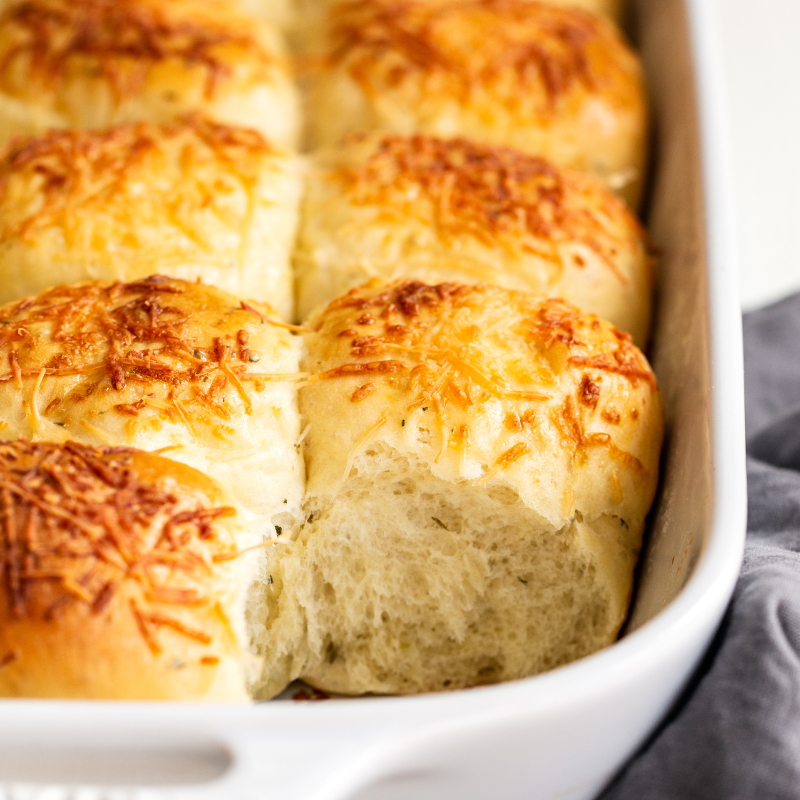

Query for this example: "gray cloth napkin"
[602,294,800,799]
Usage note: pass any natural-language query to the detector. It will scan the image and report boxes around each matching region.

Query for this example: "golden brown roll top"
[259,280,662,695]
[0,440,261,700]
[303,280,662,536]
[305,0,646,206]
[0,116,302,319]
[0,0,299,148]
[0,276,305,531]
[296,133,653,343]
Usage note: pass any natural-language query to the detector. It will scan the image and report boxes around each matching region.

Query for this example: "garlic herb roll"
[0,0,300,149]
[0,277,304,532]
[296,134,653,343]
[0,441,261,701]
[306,0,646,206]
[0,117,301,320]
[266,280,662,695]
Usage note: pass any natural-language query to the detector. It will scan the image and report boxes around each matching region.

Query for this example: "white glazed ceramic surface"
[0,1,746,798]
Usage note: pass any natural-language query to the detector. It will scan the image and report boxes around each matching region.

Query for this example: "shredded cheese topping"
[312,280,656,477]
[0,440,238,654]
[0,115,277,261]
[327,0,638,114]
[335,133,645,283]
[0,276,287,437]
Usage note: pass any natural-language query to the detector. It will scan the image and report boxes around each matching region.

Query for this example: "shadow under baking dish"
[0,1,746,799]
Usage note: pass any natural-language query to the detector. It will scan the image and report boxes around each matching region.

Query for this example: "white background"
[714,0,800,310]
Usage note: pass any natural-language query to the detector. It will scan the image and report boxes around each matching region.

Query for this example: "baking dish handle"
[0,725,408,800]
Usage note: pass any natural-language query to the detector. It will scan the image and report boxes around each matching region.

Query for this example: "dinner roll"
[0,276,304,532]
[305,0,647,206]
[0,0,300,149]
[259,280,662,695]
[0,116,302,320]
[0,440,261,700]
[296,133,653,343]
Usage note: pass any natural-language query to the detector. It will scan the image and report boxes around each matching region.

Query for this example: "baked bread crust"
[305,0,646,206]
[295,0,625,50]
[0,116,302,318]
[263,280,663,695]
[0,0,299,148]
[0,440,261,700]
[0,276,305,529]
[296,133,653,342]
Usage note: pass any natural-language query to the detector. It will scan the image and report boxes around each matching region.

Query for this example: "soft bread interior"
[258,443,639,696]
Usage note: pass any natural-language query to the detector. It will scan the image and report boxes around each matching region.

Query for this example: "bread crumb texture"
[0,440,260,700]
[255,280,663,695]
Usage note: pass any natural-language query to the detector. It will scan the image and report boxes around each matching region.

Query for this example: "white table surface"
[714,0,800,311]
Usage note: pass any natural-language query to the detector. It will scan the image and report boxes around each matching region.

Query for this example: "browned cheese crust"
[0,276,271,439]
[334,135,638,257]
[0,440,259,700]
[0,275,306,523]
[297,133,653,340]
[307,0,646,204]
[0,0,299,147]
[0,0,273,102]
[328,0,624,105]
[0,115,302,317]
[0,115,273,247]
[304,279,661,512]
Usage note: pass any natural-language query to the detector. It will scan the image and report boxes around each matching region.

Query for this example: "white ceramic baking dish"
[0,0,746,798]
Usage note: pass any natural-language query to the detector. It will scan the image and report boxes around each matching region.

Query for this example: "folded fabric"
[602,293,800,800]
